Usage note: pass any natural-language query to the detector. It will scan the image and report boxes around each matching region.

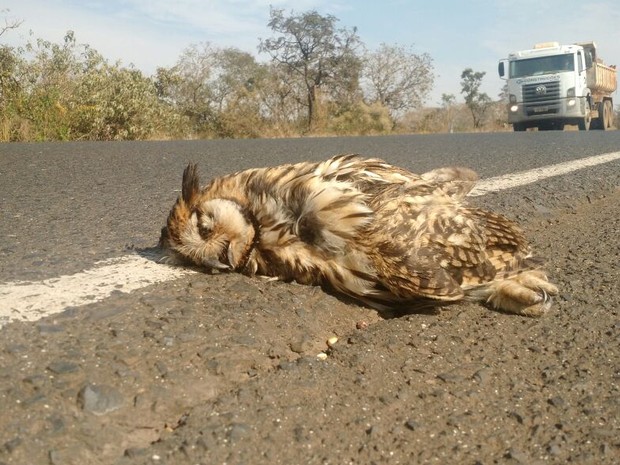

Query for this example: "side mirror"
[498,61,506,78]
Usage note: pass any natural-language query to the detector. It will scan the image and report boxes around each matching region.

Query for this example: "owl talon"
[471,270,558,316]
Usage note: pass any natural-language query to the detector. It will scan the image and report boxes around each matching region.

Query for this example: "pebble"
[37,324,65,334]
[505,447,529,463]
[228,423,251,442]
[404,419,421,431]
[327,336,338,348]
[77,384,124,415]
[472,368,490,384]
[47,361,80,374]
[290,336,313,354]
[124,447,148,458]
[436,371,464,383]
[548,396,566,408]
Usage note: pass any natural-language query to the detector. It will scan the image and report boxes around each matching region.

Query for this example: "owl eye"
[193,209,216,241]
[197,223,213,241]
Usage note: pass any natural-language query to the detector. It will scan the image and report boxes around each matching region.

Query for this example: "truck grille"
[522,81,561,116]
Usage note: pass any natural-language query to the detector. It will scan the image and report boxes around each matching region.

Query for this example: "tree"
[440,93,456,133]
[259,7,362,130]
[363,43,434,120]
[0,9,22,38]
[156,43,267,138]
[460,68,492,129]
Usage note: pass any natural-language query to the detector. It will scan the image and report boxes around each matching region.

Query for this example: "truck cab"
[498,42,616,131]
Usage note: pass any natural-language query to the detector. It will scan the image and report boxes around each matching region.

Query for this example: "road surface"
[0,133,619,464]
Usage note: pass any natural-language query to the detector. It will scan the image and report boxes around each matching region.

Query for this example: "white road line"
[0,255,195,327]
[469,151,620,196]
[1,151,619,326]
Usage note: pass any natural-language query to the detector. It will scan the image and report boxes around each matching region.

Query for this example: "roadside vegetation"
[1,8,612,142]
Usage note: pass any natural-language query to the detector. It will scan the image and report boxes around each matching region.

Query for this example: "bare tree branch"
[0,10,23,38]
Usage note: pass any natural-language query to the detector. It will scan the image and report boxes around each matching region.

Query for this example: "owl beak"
[202,240,233,270]
[203,258,231,270]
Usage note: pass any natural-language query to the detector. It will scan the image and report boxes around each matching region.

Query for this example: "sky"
[2,0,619,106]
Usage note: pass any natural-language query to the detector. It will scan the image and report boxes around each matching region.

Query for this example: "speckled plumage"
[160,154,558,316]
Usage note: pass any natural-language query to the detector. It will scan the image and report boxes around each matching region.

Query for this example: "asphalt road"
[0,132,619,283]
[0,133,619,465]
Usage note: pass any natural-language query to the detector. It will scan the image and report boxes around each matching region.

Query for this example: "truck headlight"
[566,87,576,107]
[508,94,518,112]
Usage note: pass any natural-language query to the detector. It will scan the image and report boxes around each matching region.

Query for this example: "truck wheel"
[578,101,591,131]
[513,123,526,132]
[599,101,608,130]
[604,100,613,129]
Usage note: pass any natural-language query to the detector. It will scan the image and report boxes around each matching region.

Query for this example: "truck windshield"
[510,54,574,78]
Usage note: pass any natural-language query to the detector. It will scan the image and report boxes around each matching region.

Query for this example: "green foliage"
[0,8,506,141]
[0,30,177,141]
[460,68,492,129]
[326,101,393,135]
[155,43,270,138]
[259,7,362,131]
[363,43,434,119]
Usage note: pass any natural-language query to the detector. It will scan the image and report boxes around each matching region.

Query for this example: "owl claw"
[471,270,558,316]
[204,259,231,270]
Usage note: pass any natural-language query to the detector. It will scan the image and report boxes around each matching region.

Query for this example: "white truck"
[498,41,617,131]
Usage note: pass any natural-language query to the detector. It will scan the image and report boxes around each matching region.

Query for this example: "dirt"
[0,187,619,465]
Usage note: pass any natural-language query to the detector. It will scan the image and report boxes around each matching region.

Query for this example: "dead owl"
[159,154,558,316]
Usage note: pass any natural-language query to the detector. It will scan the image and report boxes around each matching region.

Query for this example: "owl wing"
[314,154,421,188]
[420,166,479,200]
[367,181,514,303]
[371,198,540,305]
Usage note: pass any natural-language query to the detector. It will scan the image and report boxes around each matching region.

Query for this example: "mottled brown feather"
[160,154,558,316]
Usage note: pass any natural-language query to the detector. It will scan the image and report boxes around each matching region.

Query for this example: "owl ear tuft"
[182,163,200,205]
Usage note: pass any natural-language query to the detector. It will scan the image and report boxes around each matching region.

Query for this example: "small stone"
[508,411,524,424]
[472,368,490,384]
[505,448,529,463]
[437,371,464,383]
[77,384,124,415]
[327,336,338,348]
[47,361,79,374]
[124,447,148,457]
[154,361,169,377]
[548,396,566,408]
[277,361,296,371]
[37,324,64,334]
[3,437,22,453]
[366,424,382,436]
[316,352,328,361]
[547,443,562,456]
[290,336,313,354]
[228,423,251,442]
[6,344,28,354]
[23,374,46,388]
[404,419,421,431]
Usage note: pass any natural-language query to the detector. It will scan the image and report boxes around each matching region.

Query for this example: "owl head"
[159,163,258,272]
